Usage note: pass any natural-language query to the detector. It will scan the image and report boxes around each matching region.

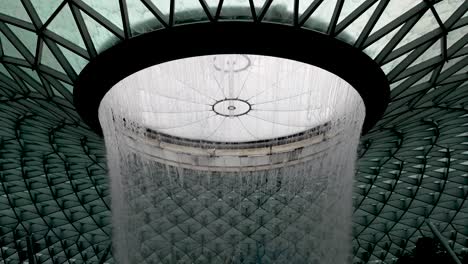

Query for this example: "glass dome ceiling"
[0,0,467,263]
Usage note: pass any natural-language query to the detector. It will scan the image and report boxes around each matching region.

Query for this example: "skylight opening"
[100,54,364,145]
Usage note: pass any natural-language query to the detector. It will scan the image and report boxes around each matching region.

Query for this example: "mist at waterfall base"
[98,55,365,263]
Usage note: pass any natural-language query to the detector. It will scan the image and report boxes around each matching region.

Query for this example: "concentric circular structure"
[212,99,251,118]
[97,54,371,143]
[0,1,467,264]
[73,22,389,135]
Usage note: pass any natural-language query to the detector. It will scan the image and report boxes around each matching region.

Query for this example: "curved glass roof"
[0,1,466,263]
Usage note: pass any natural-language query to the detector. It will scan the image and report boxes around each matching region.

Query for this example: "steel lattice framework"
[0,0,467,263]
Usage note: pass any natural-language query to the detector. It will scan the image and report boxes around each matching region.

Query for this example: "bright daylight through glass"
[104,54,360,143]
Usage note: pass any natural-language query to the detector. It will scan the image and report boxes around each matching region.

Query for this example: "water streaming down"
[99,55,366,263]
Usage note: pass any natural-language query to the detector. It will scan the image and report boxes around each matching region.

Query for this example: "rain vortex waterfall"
[98,55,365,263]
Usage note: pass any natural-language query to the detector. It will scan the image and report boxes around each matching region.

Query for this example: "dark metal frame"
[74,21,390,135]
